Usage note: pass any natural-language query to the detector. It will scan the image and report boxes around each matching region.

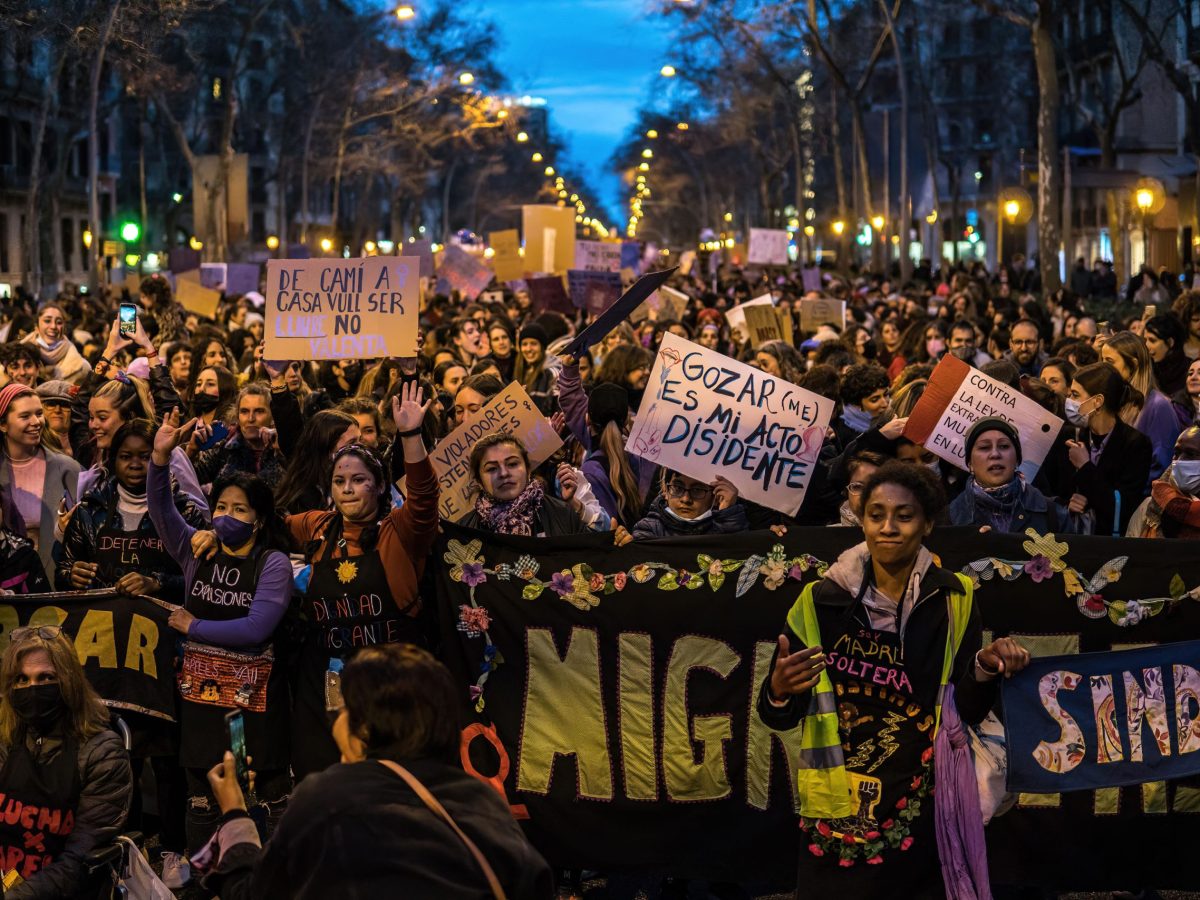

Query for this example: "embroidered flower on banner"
[630,564,655,584]
[549,571,575,597]
[445,539,484,582]
[1024,555,1053,583]
[460,562,486,587]
[613,572,627,591]
[514,554,539,580]
[493,563,514,581]
[761,559,788,590]
[457,604,490,637]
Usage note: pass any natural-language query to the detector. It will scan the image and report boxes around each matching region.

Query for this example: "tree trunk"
[441,158,459,244]
[1032,3,1062,293]
[299,96,322,245]
[88,0,121,292]
[138,102,148,274]
[1100,136,1126,287]
[851,99,872,230]
[330,102,352,243]
[883,0,911,283]
[23,55,60,295]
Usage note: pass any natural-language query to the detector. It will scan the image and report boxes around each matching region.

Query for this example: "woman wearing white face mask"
[1127,425,1200,538]
[1062,363,1152,537]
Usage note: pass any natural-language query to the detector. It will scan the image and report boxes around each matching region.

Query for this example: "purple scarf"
[934,683,992,900]
[474,479,544,535]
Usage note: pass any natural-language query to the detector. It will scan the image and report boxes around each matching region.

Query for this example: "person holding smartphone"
[149,410,294,853]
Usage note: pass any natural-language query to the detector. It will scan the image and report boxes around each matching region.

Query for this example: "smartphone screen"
[198,420,229,452]
[119,303,137,337]
[224,710,249,791]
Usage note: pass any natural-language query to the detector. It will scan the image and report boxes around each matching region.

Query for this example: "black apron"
[291,516,423,780]
[796,596,941,899]
[0,731,81,882]
[178,547,289,771]
[92,499,177,593]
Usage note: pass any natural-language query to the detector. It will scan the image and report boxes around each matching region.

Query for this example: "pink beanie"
[0,383,33,421]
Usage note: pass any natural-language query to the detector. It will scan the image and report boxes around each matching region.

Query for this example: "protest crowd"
[0,244,1197,900]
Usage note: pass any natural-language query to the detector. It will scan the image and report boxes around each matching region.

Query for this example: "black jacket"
[56,475,208,598]
[0,528,50,594]
[757,561,996,731]
[204,757,553,900]
[631,495,749,539]
[2,728,132,900]
[1067,419,1152,537]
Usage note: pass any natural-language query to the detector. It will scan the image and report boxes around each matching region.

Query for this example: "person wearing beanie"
[948,416,1089,534]
[0,382,81,578]
[515,323,557,415]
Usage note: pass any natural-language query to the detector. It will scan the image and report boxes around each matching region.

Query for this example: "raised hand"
[154,408,198,465]
[391,380,431,433]
[712,475,738,510]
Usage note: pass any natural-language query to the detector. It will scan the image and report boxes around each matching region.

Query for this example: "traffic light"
[120,220,141,243]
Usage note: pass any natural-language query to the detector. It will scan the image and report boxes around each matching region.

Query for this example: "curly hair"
[839,363,890,407]
[861,459,947,523]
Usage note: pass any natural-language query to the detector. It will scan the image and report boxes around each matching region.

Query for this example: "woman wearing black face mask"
[150,409,295,853]
[0,626,132,898]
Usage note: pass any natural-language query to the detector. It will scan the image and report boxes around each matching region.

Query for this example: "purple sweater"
[147,461,292,647]
[558,362,656,523]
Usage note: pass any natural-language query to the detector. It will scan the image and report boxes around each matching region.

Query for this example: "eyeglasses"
[847,482,866,495]
[665,482,712,502]
[10,625,62,643]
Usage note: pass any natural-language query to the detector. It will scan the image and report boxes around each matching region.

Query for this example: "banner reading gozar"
[904,355,1064,479]
[626,333,833,516]
[429,382,563,521]
[263,257,419,360]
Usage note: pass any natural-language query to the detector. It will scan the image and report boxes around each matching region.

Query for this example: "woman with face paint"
[149,409,295,853]
[0,627,132,899]
[281,381,439,780]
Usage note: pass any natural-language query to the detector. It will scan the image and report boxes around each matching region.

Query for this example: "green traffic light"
[120,221,140,242]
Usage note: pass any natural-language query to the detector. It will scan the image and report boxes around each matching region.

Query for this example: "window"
[0,117,11,166]
[61,218,73,271]
[0,213,8,272]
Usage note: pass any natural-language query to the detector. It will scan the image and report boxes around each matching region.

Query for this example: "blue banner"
[1003,639,1200,793]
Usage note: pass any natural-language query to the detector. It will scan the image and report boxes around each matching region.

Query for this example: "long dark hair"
[274,409,357,513]
[211,471,291,553]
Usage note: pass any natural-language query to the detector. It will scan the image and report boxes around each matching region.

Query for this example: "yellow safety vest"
[784,571,974,820]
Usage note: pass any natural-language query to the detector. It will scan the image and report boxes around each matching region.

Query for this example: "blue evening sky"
[487,0,674,225]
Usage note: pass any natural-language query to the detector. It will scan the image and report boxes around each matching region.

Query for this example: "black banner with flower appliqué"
[436,523,1200,889]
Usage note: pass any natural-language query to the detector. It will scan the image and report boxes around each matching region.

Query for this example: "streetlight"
[458,72,475,86]
[832,220,846,236]
[266,235,280,251]
[395,4,415,19]
[1004,199,1021,221]
[82,229,93,249]
[516,132,528,143]
[531,152,543,162]
[870,215,884,231]
[1136,187,1154,268]
[660,65,677,77]
[641,148,653,158]
[677,121,689,130]
[646,129,658,139]
[189,236,203,251]
[320,237,333,253]
[544,166,555,176]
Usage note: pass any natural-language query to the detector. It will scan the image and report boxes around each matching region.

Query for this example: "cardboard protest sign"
[200,263,227,290]
[428,382,563,520]
[263,257,419,361]
[903,355,1064,479]
[405,239,435,277]
[523,205,575,274]
[436,244,493,302]
[801,264,823,294]
[225,263,260,296]
[748,228,789,265]
[632,285,689,323]
[678,250,697,275]
[1002,640,1200,793]
[798,297,846,332]
[527,275,573,315]
[574,240,621,273]
[175,276,221,319]
[565,267,677,358]
[489,229,524,282]
[744,304,788,347]
[626,333,834,516]
[724,294,775,343]
[568,270,622,316]
[168,247,201,274]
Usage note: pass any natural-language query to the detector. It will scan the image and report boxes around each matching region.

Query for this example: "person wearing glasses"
[149,409,295,853]
[1003,320,1048,378]
[0,625,132,898]
[838,450,886,527]
[631,469,748,539]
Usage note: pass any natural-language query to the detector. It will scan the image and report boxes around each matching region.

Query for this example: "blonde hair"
[0,629,110,744]
[1103,332,1155,424]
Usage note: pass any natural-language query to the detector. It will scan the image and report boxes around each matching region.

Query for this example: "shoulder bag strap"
[376,759,507,900]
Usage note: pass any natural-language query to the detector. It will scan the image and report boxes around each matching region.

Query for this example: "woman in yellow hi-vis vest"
[759,461,1029,898]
